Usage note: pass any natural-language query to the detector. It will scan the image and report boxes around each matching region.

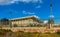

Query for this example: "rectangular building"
[11,16,43,27]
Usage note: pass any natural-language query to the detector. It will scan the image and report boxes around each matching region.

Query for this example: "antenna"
[50,0,53,18]
[48,0,54,29]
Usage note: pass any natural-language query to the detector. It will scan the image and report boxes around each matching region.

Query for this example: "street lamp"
[9,11,12,28]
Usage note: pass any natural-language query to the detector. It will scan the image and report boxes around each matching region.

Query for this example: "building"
[0,16,60,33]
[11,16,43,27]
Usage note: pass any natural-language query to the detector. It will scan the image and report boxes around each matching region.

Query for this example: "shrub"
[5,29,12,32]
[18,31,24,33]
[45,32,51,34]
[56,30,60,34]
[13,24,18,27]
[0,29,12,35]
[0,29,6,35]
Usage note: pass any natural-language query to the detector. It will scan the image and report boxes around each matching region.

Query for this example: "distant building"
[11,16,43,27]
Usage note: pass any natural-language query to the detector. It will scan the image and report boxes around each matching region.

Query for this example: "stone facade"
[1,27,60,33]
[11,16,42,27]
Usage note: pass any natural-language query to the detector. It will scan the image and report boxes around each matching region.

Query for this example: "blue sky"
[0,0,60,24]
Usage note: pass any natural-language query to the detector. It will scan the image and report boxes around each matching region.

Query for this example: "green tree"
[13,24,18,27]
[1,18,9,26]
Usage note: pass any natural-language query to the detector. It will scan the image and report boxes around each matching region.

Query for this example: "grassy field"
[0,29,60,37]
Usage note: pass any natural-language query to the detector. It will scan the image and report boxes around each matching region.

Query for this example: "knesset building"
[1,16,60,33]
[11,16,43,27]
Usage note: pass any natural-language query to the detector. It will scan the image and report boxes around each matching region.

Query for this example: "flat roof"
[10,16,43,23]
[11,16,39,20]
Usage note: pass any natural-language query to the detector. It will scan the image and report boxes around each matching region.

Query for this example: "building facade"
[11,16,43,27]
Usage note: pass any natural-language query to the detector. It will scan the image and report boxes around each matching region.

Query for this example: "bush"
[0,29,12,35]
[13,24,18,27]
[0,29,6,35]
[45,32,51,34]
[5,29,12,32]
[18,31,24,33]
[56,30,60,34]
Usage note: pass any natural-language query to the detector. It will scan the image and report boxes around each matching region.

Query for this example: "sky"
[0,0,60,24]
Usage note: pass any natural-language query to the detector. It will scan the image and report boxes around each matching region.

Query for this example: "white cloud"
[27,12,35,14]
[21,0,32,3]
[22,10,35,15]
[13,0,43,3]
[33,15,39,18]
[44,20,48,24]
[10,1,15,3]
[0,0,12,5]
[32,0,43,3]
[50,15,54,18]
[22,10,27,14]
[36,5,41,8]
[0,0,43,5]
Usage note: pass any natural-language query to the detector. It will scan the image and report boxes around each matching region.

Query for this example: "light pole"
[9,11,12,28]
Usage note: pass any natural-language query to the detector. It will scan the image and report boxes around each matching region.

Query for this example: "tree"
[13,24,18,27]
[47,19,54,28]
[1,18,9,26]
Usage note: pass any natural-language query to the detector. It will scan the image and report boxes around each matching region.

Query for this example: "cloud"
[12,0,43,3]
[22,10,27,14]
[36,5,41,8]
[0,0,43,5]
[44,20,48,24]
[0,0,12,5]
[50,15,54,18]
[22,10,35,15]
[27,12,35,14]
[33,15,39,18]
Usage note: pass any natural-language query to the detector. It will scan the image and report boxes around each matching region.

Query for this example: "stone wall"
[1,27,60,33]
